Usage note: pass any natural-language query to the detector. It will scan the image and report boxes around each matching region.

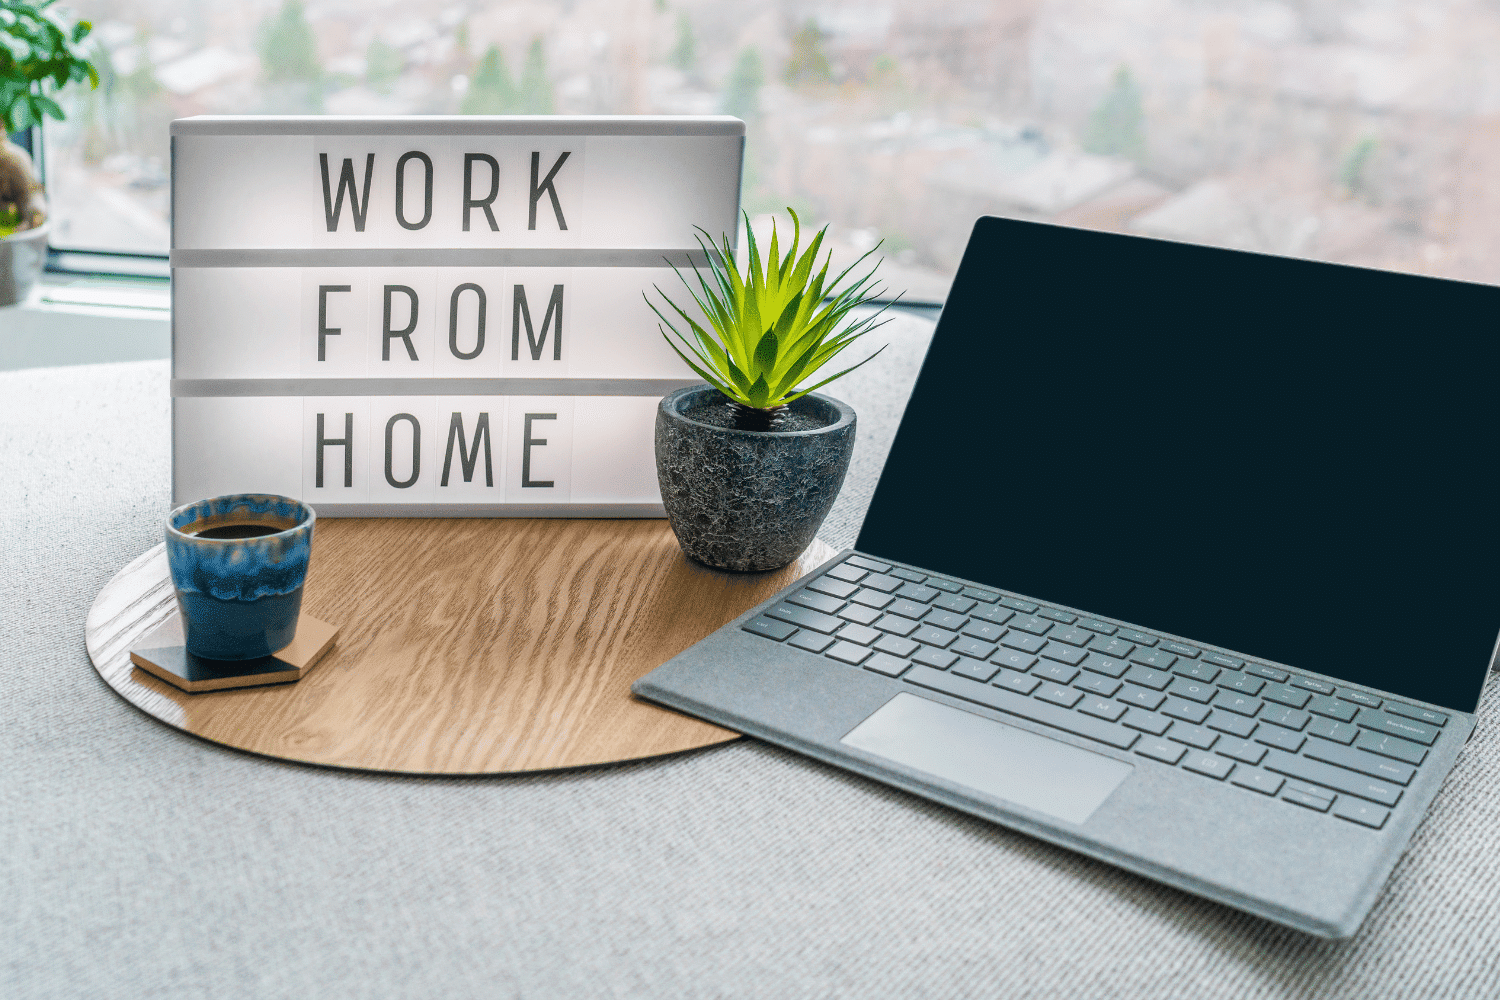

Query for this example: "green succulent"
[648,209,893,411]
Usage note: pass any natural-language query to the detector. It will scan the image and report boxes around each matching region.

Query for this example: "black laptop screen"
[857,218,1500,714]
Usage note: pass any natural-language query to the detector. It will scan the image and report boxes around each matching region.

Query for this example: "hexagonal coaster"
[129,613,340,693]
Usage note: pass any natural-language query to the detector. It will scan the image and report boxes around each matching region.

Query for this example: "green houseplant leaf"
[0,0,98,134]
[647,208,897,416]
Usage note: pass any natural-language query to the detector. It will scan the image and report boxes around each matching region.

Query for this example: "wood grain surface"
[86,519,837,773]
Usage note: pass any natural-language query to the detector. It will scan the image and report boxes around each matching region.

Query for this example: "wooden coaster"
[86,519,836,774]
[129,614,340,693]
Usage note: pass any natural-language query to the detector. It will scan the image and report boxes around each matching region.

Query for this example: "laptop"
[632,217,1500,938]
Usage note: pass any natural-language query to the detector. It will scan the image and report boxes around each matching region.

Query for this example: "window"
[38,0,1500,299]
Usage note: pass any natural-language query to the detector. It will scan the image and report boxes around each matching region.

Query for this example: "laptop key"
[1116,628,1156,646]
[973,606,1015,626]
[1384,702,1448,727]
[826,641,873,665]
[744,616,797,641]
[913,625,959,648]
[826,564,867,583]
[961,620,1006,643]
[850,588,895,610]
[1075,674,1122,697]
[1261,683,1311,709]
[1040,643,1087,666]
[1255,728,1306,753]
[1206,709,1257,740]
[1303,739,1416,785]
[1244,663,1290,682]
[1034,662,1079,684]
[993,670,1041,695]
[1262,749,1403,806]
[862,574,904,594]
[1169,724,1218,750]
[962,587,1000,602]
[1050,627,1093,647]
[1136,739,1186,765]
[808,577,859,599]
[1036,683,1084,709]
[790,591,845,614]
[1355,730,1427,766]
[896,583,940,603]
[912,648,959,670]
[1218,673,1265,696]
[1217,738,1267,765]
[902,665,1140,749]
[1160,641,1200,657]
[1090,637,1135,659]
[1306,695,1359,723]
[951,637,998,660]
[1161,698,1211,725]
[1338,690,1383,710]
[926,578,963,594]
[992,649,1039,672]
[1131,649,1178,671]
[1357,709,1439,746]
[1290,676,1336,695]
[767,604,844,634]
[1282,788,1333,812]
[1078,619,1118,635]
[889,568,926,583]
[999,597,1038,613]
[950,657,999,683]
[846,555,893,572]
[1122,708,1172,736]
[1081,652,1130,678]
[1036,609,1077,623]
[790,632,836,653]
[1230,769,1283,795]
[925,611,969,631]
[1175,661,1221,683]
[838,624,882,646]
[863,652,911,677]
[838,605,882,626]
[1167,677,1215,704]
[933,594,976,614]
[1079,696,1127,722]
[887,599,930,619]
[1260,704,1310,730]
[873,635,920,658]
[1117,686,1166,711]
[1011,616,1053,636]
[1334,800,1391,830]
[874,614,921,637]
[1182,751,1233,779]
[1002,632,1046,654]
[1202,652,1245,669]
[1124,665,1171,691]
[1212,690,1262,717]
[1306,717,1359,746]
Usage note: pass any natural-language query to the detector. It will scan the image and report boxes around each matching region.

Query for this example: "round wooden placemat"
[86,519,836,774]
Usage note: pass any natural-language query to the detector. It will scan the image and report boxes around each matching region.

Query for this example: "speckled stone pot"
[656,386,856,572]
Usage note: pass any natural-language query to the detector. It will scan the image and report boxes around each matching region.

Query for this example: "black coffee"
[192,523,286,539]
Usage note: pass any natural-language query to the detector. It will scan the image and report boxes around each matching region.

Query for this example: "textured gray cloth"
[5,319,1500,999]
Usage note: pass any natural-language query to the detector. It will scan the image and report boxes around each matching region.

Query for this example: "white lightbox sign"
[170,116,743,516]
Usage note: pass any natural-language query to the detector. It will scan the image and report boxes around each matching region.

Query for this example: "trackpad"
[841,693,1133,825]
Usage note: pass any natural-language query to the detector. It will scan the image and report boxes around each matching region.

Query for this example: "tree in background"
[783,19,831,86]
[1083,66,1146,164]
[256,0,322,112]
[461,45,518,114]
[519,37,553,114]
[721,46,762,120]
[669,13,696,73]
[365,39,404,95]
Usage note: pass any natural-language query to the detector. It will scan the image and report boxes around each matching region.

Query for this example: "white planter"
[0,222,50,307]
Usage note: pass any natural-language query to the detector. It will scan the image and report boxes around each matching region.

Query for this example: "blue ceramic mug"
[165,494,316,661]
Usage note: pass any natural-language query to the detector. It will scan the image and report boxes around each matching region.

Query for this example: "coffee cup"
[165,494,315,660]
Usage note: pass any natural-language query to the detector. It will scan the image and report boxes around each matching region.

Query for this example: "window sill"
[1,275,170,373]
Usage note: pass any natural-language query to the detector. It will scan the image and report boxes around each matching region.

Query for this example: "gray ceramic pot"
[0,222,49,307]
[656,385,856,572]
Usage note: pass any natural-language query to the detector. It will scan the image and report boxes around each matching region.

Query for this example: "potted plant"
[648,209,894,571]
[1,0,97,306]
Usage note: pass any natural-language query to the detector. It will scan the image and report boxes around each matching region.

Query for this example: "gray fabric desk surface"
[5,311,1500,999]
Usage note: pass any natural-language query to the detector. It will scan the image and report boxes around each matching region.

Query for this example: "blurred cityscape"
[40,0,1500,299]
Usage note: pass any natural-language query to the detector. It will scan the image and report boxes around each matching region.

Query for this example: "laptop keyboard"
[742,554,1450,832]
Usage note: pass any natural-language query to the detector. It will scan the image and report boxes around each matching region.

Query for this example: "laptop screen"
[857,217,1500,714]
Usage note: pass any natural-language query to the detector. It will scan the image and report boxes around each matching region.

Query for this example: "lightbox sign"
[170,115,743,515]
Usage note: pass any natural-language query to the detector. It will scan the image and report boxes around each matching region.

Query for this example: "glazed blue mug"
[165,494,315,661]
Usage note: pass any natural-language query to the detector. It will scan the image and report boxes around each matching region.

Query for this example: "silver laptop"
[633,217,1500,938]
